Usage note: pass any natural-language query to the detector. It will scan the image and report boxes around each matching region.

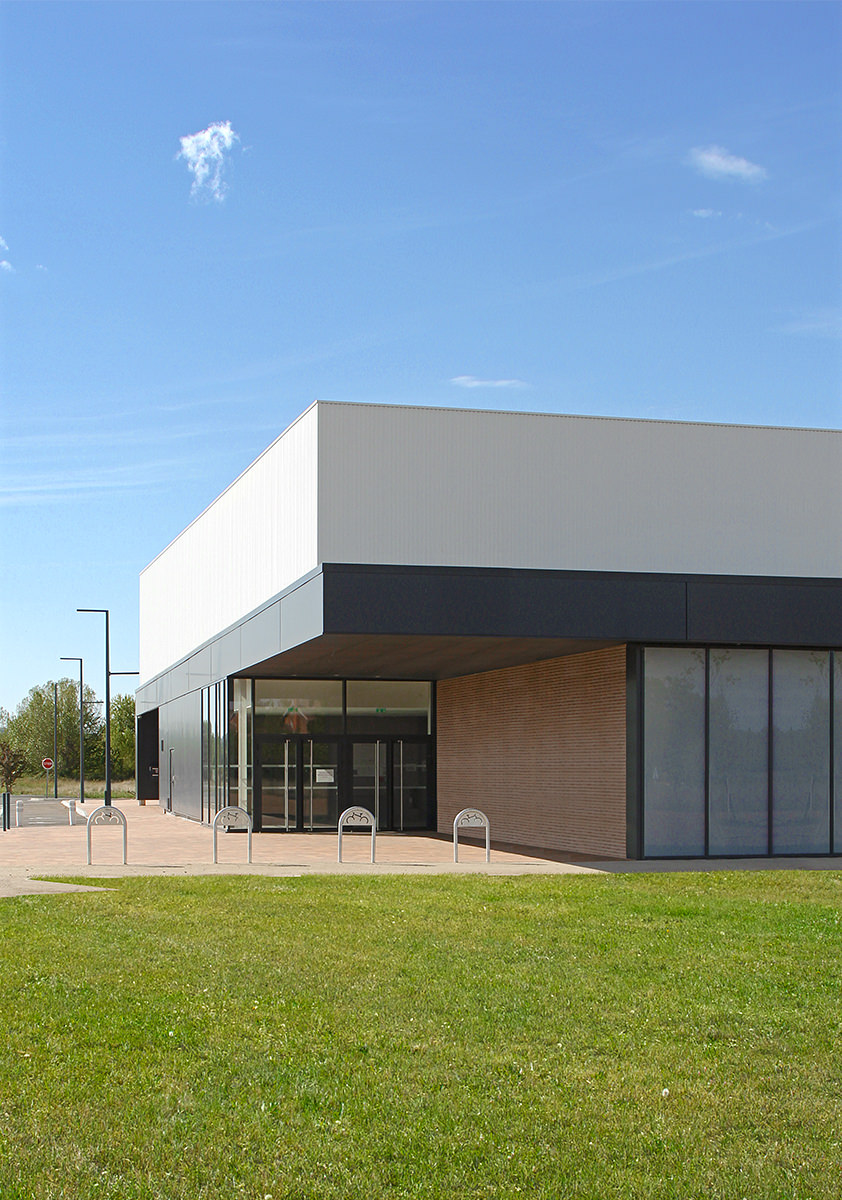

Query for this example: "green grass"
[1,872,841,1199]
[13,775,136,800]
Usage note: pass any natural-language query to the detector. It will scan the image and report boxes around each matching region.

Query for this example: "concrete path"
[0,801,839,898]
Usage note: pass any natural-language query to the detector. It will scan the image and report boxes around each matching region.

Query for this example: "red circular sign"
[42,757,53,770]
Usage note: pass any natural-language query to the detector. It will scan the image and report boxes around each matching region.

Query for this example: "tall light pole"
[77,609,138,807]
[53,682,58,798]
[61,657,84,806]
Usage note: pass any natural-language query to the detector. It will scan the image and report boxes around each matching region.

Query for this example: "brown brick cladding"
[436,645,627,858]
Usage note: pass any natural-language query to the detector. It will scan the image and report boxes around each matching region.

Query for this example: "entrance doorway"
[255,736,430,831]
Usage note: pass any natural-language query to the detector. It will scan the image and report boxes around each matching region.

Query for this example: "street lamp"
[60,657,84,806]
[53,682,58,799]
[77,608,139,807]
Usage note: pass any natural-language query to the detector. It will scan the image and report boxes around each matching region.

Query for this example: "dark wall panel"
[688,580,842,646]
[323,566,687,642]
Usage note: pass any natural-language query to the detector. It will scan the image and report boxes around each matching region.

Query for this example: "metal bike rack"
[212,805,253,864]
[338,807,376,863]
[86,805,128,866]
[453,808,491,863]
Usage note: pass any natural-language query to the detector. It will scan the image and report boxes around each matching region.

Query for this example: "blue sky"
[1,1,840,714]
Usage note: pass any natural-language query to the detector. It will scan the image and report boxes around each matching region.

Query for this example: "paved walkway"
[1,801,840,898]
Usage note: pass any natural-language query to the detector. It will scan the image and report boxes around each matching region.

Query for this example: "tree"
[110,694,136,780]
[0,740,27,793]
[5,679,104,777]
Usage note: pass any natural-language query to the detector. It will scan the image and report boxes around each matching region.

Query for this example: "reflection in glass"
[229,679,253,814]
[709,649,768,855]
[643,648,706,855]
[835,654,842,854]
[255,680,343,735]
[346,681,431,734]
[773,651,830,853]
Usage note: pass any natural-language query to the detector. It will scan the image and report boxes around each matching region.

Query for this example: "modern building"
[136,401,842,859]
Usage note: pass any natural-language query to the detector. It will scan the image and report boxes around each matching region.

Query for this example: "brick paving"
[0,800,602,896]
[2,801,839,898]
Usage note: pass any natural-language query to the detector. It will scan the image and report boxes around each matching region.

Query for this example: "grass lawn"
[1,871,840,1199]
[13,776,136,801]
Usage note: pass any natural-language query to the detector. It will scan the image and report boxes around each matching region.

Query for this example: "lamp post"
[77,609,138,807]
[53,682,58,799]
[60,658,84,806]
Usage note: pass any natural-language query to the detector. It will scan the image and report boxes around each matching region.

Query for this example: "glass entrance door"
[303,740,341,830]
[394,740,429,830]
[257,738,296,830]
[351,741,388,827]
[256,736,431,831]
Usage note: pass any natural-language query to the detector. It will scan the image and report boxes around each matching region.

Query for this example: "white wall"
[317,403,842,581]
[139,406,319,683]
[141,400,841,683]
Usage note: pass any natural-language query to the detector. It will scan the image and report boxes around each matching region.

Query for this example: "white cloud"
[692,208,722,219]
[450,375,528,389]
[177,120,239,202]
[35,264,47,272]
[0,236,7,251]
[688,145,767,183]
[0,261,13,273]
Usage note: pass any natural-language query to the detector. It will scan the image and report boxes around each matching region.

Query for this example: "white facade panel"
[317,403,841,581]
[140,406,319,683]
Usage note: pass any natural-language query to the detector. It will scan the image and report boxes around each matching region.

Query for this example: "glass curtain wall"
[233,679,432,829]
[772,651,830,854]
[228,679,253,813]
[708,649,768,856]
[201,679,228,821]
[643,649,706,856]
[643,648,840,857]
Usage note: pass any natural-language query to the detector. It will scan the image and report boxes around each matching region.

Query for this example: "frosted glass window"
[772,651,830,854]
[709,649,768,856]
[643,648,706,856]
[835,654,842,854]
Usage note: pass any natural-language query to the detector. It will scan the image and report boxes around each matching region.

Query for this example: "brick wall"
[437,645,627,858]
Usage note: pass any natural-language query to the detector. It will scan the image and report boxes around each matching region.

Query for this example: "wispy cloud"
[177,120,239,202]
[692,208,722,219]
[35,264,47,272]
[0,236,7,251]
[451,375,528,390]
[0,459,193,507]
[688,145,767,183]
[778,308,842,340]
[0,260,14,273]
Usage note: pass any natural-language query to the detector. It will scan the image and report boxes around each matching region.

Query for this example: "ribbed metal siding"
[140,406,319,682]
[316,403,841,581]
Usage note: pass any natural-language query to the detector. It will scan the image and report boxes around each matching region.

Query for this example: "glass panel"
[352,742,388,827]
[229,679,253,814]
[709,649,768,856]
[395,741,429,830]
[255,680,343,735]
[260,739,296,830]
[643,648,706,856]
[834,653,842,854]
[346,681,431,735]
[303,741,340,829]
[772,651,830,854]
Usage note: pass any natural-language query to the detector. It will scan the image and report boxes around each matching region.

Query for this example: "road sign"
[42,757,53,771]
